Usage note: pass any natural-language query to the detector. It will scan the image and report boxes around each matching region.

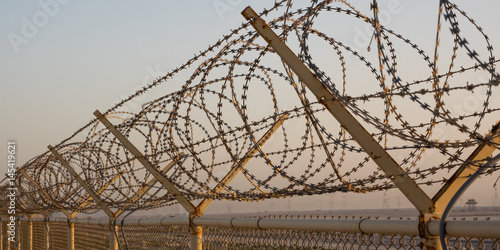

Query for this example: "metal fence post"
[190,224,202,250]
[44,217,50,250]
[68,220,74,250]
[1,218,4,250]
[26,216,33,250]
[14,219,20,250]
[16,219,20,250]
[109,224,118,250]
[418,213,441,249]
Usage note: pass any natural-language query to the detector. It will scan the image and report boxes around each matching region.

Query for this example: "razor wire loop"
[7,0,500,215]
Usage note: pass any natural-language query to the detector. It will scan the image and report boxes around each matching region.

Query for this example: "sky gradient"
[1,0,499,212]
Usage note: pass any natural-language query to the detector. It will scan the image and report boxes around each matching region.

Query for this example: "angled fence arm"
[13,183,42,211]
[70,170,125,218]
[114,153,185,217]
[48,145,115,219]
[241,7,433,213]
[18,169,71,218]
[196,113,289,214]
[93,110,197,215]
[433,123,500,211]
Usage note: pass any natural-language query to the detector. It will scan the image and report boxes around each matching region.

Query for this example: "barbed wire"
[3,0,499,215]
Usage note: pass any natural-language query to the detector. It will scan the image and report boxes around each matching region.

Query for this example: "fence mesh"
[1,219,499,249]
[117,224,190,249]
[49,221,68,249]
[74,222,109,250]
[32,221,45,248]
[202,226,420,249]
[20,221,28,250]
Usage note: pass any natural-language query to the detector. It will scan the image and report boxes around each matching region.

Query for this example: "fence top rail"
[11,215,500,238]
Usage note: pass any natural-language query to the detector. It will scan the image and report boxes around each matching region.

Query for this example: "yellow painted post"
[109,224,118,250]
[26,216,33,250]
[67,220,74,250]
[190,224,202,250]
[44,218,50,250]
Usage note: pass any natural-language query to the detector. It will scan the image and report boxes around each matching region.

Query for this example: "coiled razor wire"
[6,0,500,214]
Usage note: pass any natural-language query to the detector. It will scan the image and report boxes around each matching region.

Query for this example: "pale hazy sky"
[1,0,499,212]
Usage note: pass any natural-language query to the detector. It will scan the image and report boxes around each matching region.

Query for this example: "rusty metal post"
[190,223,202,250]
[419,213,441,250]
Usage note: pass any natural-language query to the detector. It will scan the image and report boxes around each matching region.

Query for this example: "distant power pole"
[343,195,346,210]
[382,192,390,209]
[493,187,499,206]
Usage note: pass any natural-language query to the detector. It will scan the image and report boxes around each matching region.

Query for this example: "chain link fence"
[1,217,499,249]
[117,224,190,249]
